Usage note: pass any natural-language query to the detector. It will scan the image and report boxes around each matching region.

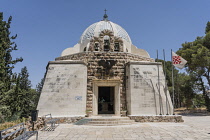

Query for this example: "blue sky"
[1,0,210,87]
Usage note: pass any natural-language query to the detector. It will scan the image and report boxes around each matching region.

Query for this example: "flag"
[172,51,187,69]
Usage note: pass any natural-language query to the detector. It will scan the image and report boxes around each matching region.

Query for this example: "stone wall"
[37,61,87,117]
[56,52,154,63]
[126,62,173,115]
[25,117,45,131]
[129,115,184,122]
[25,116,84,131]
[55,52,154,114]
[55,117,84,124]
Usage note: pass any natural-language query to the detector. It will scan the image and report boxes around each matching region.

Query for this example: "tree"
[36,78,44,94]
[17,67,33,117]
[0,13,42,121]
[0,12,23,88]
[203,32,210,49]
[5,67,40,119]
[156,58,204,109]
[0,12,23,122]
[34,78,44,107]
[176,73,196,108]
[205,21,210,34]
[19,66,32,90]
[177,21,210,111]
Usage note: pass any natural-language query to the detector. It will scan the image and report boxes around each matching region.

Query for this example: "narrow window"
[95,42,99,51]
[114,42,119,52]
[104,35,110,51]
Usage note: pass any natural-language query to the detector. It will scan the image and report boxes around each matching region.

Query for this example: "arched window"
[94,42,99,51]
[84,47,87,52]
[103,35,110,51]
[114,42,120,52]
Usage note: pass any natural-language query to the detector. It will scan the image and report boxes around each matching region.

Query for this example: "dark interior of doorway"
[98,87,114,114]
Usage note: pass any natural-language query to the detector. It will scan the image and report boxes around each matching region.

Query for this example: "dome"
[79,20,132,44]
[61,14,150,58]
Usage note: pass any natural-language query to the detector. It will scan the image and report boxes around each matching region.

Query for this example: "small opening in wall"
[114,42,120,52]
[84,47,87,52]
[95,42,99,51]
[104,35,110,51]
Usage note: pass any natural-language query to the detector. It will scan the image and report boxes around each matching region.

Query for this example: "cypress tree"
[19,66,31,90]
[0,12,23,122]
[205,21,210,34]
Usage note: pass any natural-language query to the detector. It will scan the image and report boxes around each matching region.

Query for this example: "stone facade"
[37,61,87,117]
[126,62,173,115]
[55,52,155,115]
[37,16,175,118]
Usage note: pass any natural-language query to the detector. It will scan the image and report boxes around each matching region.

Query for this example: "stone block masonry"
[126,62,173,115]
[55,52,155,114]
[37,61,87,117]
[129,115,184,122]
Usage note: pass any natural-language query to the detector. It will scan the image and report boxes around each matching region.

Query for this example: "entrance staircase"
[74,115,136,126]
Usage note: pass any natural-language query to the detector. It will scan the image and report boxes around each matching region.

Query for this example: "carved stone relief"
[114,37,123,52]
[88,29,124,52]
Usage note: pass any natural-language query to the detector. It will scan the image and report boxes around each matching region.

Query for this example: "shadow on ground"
[175,109,210,116]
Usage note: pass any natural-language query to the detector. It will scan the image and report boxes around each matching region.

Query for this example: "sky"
[1,0,210,87]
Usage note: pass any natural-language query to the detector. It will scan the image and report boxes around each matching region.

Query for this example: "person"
[100,97,105,103]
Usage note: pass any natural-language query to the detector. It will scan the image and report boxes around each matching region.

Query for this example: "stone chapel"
[37,13,173,117]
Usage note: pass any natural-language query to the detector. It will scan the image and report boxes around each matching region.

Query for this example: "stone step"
[86,123,135,126]
[91,118,130,121]
[84,117,135,126]
[88,120,135,124]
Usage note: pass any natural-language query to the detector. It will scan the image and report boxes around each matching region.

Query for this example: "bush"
[0,117,27,131]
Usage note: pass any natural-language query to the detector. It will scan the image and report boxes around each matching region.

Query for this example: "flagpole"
[171,49,175,115]
[206,50,210,86]
[163,49,169,115]
[157,50,162,115]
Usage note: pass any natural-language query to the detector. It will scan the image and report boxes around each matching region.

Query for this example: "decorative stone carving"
[89,37,98,51]
[98,60,117,76]
[88,30,124,52]
[114,37,123,52]
[100,30,114,52]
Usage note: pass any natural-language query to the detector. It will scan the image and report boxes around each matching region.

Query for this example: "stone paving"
[29,115,210,140]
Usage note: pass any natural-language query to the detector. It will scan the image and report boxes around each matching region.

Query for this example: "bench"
[44,114,59,131]
[0,122,38,140]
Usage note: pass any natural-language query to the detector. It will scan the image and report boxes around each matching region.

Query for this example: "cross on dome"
[103,9,108,21]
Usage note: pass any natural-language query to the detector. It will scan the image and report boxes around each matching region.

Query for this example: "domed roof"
[61,14,150,58]
[79,20,132,44]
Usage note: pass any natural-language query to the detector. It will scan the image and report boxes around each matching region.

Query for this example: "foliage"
[0,12,22,122]
[34,78,44,108]
[0,12,41,123]
[193,94,205,108]
[0,117,27,131]
[0,105,11,123]
[19,66,32,90]
[177,21,210,111]
[0,12,23,90]
[205,21,210,34]
[176,73,196,108]
[156,59,197,108]
[36,78,44,94]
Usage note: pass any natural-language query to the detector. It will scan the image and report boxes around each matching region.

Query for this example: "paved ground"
[29,115,210,140]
